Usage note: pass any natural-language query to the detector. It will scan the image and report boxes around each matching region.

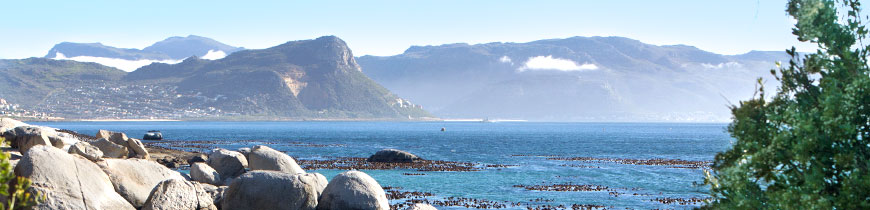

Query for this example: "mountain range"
[44,35,245,71]
[0,35,790,121]
[358,36,789,122]
[0,36,429,120]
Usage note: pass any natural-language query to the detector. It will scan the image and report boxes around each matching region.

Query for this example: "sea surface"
[30,121,733,209]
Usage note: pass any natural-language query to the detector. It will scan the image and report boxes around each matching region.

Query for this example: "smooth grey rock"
[367,149,422,163]
[92,138,130,158]
[15,145,134,210]
[206,148,247,179]
[237,147,251,160]
[248,145,305,174]
[193,182,219,210]
[317,170,389,210]
[99,158,187,207]
[96,129,128,145]
[69,141,103,162]
[189,153,208,163]
[142,179,198,210]
[221,171,327,210]
[191,162,222,186]
[405,203,438,210]
[127,138,150,159]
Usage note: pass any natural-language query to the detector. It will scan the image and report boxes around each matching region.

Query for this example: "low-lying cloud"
[54,52,183,72]
[518,55,598,72]
[201,50,227,60]
[701,62,743,69]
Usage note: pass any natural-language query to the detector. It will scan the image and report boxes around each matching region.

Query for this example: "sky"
[0,0,821,59]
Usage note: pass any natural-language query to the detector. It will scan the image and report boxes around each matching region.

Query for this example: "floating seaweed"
[299,157,479,171]
[548,157,711,169]
[649,197,710,205]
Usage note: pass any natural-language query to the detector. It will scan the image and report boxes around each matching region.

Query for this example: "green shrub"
[704,0,870,209]
[0,137,39,210]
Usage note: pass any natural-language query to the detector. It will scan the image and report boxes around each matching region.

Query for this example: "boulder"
[221,171,327,210]
[191,162,222,186]
[317,171,389,210]
[193,182,219,210]
[15,145,134,210]
[98,158,187,207]
[92,138,130,158]
[0,117,26,133]
[189,153,208,163]
[141,179,218,210]
[68,141,103,162]
[142,179,198,210]
[237,147,251,160]
[248,145,305,174]
[3,126,52,153]
[367,149,422,163]
[52,131,81,151]
[405,203,438,210]
[96,130,128,145]
[127,138,149,159]
[206,148,248,179]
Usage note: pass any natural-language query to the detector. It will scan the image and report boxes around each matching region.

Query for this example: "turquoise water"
[31,121,732,209]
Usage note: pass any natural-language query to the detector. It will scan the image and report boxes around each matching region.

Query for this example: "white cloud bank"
[518,55,598,72]
[53,52,183,72]
[201,50,227,60]
[499,55,513,65]
[700,62,743,69]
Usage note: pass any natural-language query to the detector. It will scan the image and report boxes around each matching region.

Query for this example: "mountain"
[357,36,789,122]
[1,36,429,120]
[44,35,244,71]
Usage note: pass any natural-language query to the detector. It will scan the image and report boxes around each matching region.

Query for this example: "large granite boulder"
[0,117,26,133]
[142,179,217,210]
[367,149,422,163]
[142,179,198,210]
[15,145,135,210]
[206,148,248,179]
[221,171,327,210]
[68,141,103,162]
[92,138,130,158]
[248,145,305,174]
[98,158,187,207]
[127,138,150,159]
[96,130,128,144]
[405,203,438,210]
[3,126,52,153]
[316,171,389,210]
[191,162,222,186]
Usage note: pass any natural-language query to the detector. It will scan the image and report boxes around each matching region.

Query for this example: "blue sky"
[0,0,819,59]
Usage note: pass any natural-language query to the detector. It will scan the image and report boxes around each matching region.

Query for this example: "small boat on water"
[143,130,163,140]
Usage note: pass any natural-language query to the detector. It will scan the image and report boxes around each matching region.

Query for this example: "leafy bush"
[0,137,39,210]
[704,0,870,209]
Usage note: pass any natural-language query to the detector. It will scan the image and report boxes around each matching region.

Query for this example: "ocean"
[30,121,733,209]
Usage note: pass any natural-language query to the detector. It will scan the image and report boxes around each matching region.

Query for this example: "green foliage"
[704,0,870,209]
[0,137,39,210]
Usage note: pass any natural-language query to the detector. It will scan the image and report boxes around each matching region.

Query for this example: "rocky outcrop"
[68,141,103,162]
[142,179,217,210]
[92,138,130,158]
[316,170,389,210]
[367,149,422,163]
[207,148,248,179]
[15,145,135,210]
[248,145,305,174]
[98,158,187,207]
[96,130,150,158]
[2,126,52,153]
[405,203,438,210]
[191,162,222,186]
[221,171,327,210]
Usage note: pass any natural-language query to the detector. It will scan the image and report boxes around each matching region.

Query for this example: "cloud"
[499,56,513,65]
[518,55,597,72]
[53,52,183,72]
[201,50,227,60]
[700,62,743,69]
